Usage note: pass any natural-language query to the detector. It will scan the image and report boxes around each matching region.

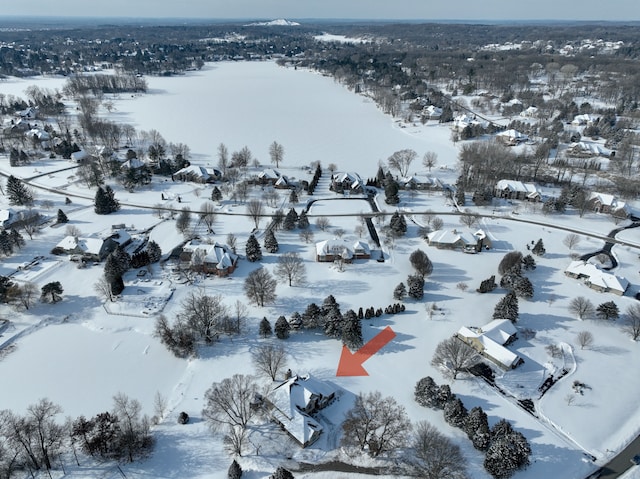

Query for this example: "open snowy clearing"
[0,61,639,478]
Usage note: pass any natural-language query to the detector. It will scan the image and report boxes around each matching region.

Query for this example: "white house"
[494,179,541,201]
[315,239,371,262]
[565,260,629,296]
[268,374,336,448]
[426,229,490,253]
[496,129,529,146]
[456,319,523,370]
[179,239,238,276]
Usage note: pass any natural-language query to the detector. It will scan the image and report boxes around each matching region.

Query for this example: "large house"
[587,192,629,218]
[330,172,364,194]
[315,239,371,262]
[268,374,336,448]
[565,260,629,296]
[179,239,238,276]
[456,319,523,370]
[54,229,131,262]
[496,129,529,146]
[399,175,444,191]
[494,180,541,202]
[173,165,221,183]
[426,229,491,253]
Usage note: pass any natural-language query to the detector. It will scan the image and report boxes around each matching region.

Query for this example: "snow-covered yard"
[0,61,639,479]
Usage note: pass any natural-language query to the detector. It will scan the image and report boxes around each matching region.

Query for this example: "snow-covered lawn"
[0,61,639,478]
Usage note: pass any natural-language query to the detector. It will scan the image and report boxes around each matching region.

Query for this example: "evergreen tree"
[289,311,303,330]
[389,211,407,237]
[522,254,536,271]
[94,185,120,214]
[297,210,309,229]
[245,234,262,262]
[9,229,25,249]
[271,467,295,479]
[0,230,13,256]
[500,272,534,300]
[259,317,272,338]
[274,315,290,339]
[341,309,363,350]
[289,189,298,204]
[443,397,468,429]
[375,166,386,186]
[211,186,223,202]
[532,238,545,256]
[384,177,400,205]
[263,229,279,253]
[596,301,619,321]
[283,208,298,230]
[477,275,497,293]
[414,376,440,409]
[56,209,69,224]
[393,282,406,300]
[435,384,453,409]
[302,303,322,329]
[130,251,151,269]
[323,307,343,339]
[228,459,243,479]
[6,175,34,206]
[465,406,491,451]
[493,292,519,322]
[41,281,64,303]
[146,240,162,263]
[407,274,425,299]
[484,421,531,479]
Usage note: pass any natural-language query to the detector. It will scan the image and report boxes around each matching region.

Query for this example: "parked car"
[631,454,640,465]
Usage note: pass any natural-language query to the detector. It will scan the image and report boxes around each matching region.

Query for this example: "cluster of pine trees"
[415,376,531,478]
[306,163,322,195]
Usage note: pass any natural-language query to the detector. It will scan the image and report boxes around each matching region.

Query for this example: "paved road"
[590,433,640,478]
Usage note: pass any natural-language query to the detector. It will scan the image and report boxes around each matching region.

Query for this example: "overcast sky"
[2,0,639,21]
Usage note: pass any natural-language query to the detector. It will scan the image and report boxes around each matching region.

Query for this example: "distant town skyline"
[2,0,639,22]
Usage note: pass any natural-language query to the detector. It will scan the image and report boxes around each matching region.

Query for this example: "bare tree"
[246,199,264,230]
[94,276,115,302]
[175,207,192,237]
[252,344,287,381]
[17,210,43,240]
[354,224,366,238]
[341,391,411,457]
[459,209,480,229]
[269,141,284,168]
[421,210,435,226]
[388,149,417,177]
[244,268,277,307]
[275,252,307,286]
[576,330,594,349]
[623,304,640,340]
[315,216,331,231]
[422,151,438,172]
[568,296,595,320]
[65,224,82,238]
[199,201,216,234]
[563,233,581,250]
[202,374,259,430]
[111,393,153,463]
[431,337,480,379]
[410,420,467,479]
[178,290,229,343]
[299,229,315,244]
[431,217,444,231]
[8,282,38,310]
[217,143,229,177]
[228,300,248,335]
[226,233,238,254]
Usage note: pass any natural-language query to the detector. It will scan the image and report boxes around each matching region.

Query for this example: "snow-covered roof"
[315,239,370,258]
[56,236,104,255]
[572,142,610,156]
[496,129,529,141]
[175,165,210,180]
[588,192,626,211]
[495,179,540,195]
[0,208,16,225]
[572,113,599,125]
[121,158,145,169]
[565,260,629,294]
[102,229,131,246]
[271,374,332,446]
[520,106,538,117]
[400,175,443,188]
[183,240,238,267]
[427,229,478,246]
[258,168,281,180]
[457,321,520,369]
[71,150,88,162]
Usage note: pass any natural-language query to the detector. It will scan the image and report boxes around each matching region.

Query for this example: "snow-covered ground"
[1,61,639,479]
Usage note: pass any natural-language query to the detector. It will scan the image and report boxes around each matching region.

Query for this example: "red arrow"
[336,326,396,376]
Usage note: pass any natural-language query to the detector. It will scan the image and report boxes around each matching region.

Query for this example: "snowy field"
[0,61,640,478]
